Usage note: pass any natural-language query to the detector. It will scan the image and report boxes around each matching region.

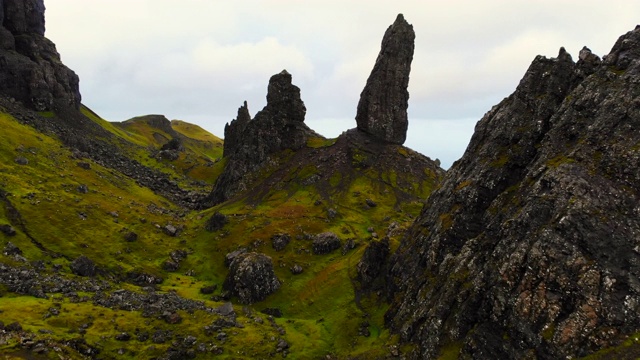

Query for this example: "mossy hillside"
[0,292,285,359]
[178,132,443,357]
[0,109,442,358]
[0,111,190,275]
[81,108,223,188]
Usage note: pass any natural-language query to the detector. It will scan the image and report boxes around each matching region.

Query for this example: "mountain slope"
[386,26,640,359]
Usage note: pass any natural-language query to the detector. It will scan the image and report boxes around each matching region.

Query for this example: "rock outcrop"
[355,14,414,145]
[223,252,281,304]
[202,70,316,206]
[0,0,81,111]
[385,26,640,359]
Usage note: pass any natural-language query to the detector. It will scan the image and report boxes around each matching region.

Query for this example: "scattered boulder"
[162,259,180,272]
[14,156,28,165]
[1,224,17,237]
[312,232,342,255]
[223,252,281,304]
[164,311,183,324]
[77,184,88,194]
[124,231,138,242]
[115,332,131,341]
[200,284,217,295]
[126,271,163,286]
[5,321,22,332]
[160,138,183,151]
[216,302,235,317]
[164,224,178,237]
[3,241,22,255]
[77,161,91,169]
[271,233,291,251]
[70,255,96,277]
[365,198,377,208]
[290,264,303,275]
[261,307,283,318]
[355,14,414,145]
[205,212,228,232]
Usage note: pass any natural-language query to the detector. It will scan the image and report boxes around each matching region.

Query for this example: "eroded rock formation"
[0,0,81,111]
[355,14,414,145]
[385,26,640,359]
[202,70,316,206]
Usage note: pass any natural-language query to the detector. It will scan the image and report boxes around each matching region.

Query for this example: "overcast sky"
[44,1,639,168]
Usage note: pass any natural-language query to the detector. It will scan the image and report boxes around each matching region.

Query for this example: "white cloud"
[43,0,640,164]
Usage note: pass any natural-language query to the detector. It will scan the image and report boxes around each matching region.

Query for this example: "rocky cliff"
[0,0,80,111]
[355,13,414,145]
[385,26,640,359]
[202,70,316,206]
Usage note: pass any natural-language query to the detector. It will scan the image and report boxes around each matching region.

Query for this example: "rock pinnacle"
[355,13,415,145]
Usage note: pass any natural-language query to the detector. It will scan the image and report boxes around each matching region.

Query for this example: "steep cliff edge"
[386,26,640,359]
[0,0,80,111]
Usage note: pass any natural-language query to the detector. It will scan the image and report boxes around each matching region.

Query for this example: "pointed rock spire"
[355,14,415,145]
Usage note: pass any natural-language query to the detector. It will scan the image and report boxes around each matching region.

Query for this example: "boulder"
[223,252,281,304]
[312,232,341,255]
[0,224,17,237]
[70,255,96,277]
[271,233,291,251]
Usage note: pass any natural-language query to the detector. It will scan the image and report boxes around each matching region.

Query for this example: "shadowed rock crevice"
[355,13,414,145]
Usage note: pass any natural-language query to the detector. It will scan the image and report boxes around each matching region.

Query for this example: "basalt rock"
[202,70,316,206]
[355,14,414,145]
[386,26,640,359]
[0,0,81,111]
[222,252,281,304]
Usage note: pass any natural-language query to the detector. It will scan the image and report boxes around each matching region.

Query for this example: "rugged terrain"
[0,5,443,359]
[2,1,640,359]
[385,26,640,359]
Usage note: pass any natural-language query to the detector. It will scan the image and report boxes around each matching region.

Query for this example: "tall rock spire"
[355,14,415,145]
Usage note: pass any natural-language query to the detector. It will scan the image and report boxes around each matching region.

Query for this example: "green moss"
[546,155,576,168]
[542,323,555,340]
[438,341,463,360]
[490,153,510,168]
[307,137,337,148]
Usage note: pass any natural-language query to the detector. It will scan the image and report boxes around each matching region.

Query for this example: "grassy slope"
[0,108,440,358]
[82,108,225,188]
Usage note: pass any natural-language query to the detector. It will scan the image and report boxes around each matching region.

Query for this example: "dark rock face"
[357,238,390,290]
[386,27,640,359]
[271,233,291,251]
[204,212,228,232]
[312,232,341,255]
[223,252,281,304]
[222,101,252,157]
[355,14,414,145]
[0,0,81,111]
[202,70,315,206]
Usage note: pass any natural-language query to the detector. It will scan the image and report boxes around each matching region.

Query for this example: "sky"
[44,1,640,168]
